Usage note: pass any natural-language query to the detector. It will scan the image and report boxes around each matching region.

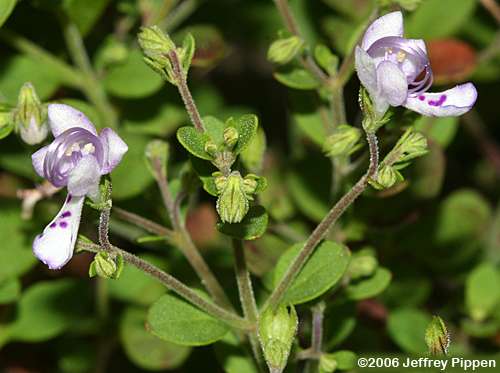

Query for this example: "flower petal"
[361,11,404,51]
[67,155,101,198]
[355,46,390,117]
[33,194,84,269]
[32,145,49,178]
[48,104,98,137]
[404,83,478,117]
[376,61,408,106]
[99,128,128,174]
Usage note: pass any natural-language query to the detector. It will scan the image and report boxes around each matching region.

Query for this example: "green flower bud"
[323,125,362,157]
[347,253,378,280]
[14,83,48,145]
[223,126,239,149]
[216,171,249,223]
[425,315,450,356]
[267,36,304,65]
[259,305,298,373]
[371,164,400,190]
[145,139,169,179]
[137,26,176,83]
[319,354,338,373]
[243,174,259,195]
[396,128,428,163]
[204,140,219,157]
[89,251,123,279]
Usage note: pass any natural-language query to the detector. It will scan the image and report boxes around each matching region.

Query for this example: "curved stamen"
[367,36,433,96]
[43,128,104,187]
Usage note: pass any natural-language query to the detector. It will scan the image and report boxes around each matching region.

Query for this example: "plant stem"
[112,206,174,237]
[311,303,325,355]
[168,49,205,132]
[79,240,251,330]
[266,131,379,310]
[480,0,500,24]
[0,29,83,88]
[61,19,118,128]
[151,157,234,310]
[233,240,262,368]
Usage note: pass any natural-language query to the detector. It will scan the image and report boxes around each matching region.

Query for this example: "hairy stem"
[79,240,251,330]
[311,303,325,355]
[266,131,379,309]
[233,240,262,368]
[61,19,118,128]
[151,157,234,310]
[168,49,205,132]
[112,206,174,237]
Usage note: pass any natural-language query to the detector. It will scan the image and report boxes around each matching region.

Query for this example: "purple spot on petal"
[67,194,72,202]
[61,211,71,218]
[418,95,425,101]
[59,221,68,228]
[50,222,57,228]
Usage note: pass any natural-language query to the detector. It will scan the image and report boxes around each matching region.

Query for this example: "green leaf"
[414,116,459,148]
[180,33,196,73]
[325,301,357,349]
[0,115,14,140]
[274,68,320,90]
[0,55,62,103]
[291,92,328,147]
[108,254,167,306]
[121,307,191,370]
[147,293,230,346]
[314,44,338,76]
[111,132,155,199]
[406,0,477,39]
[9,279,92,342]
[461,318,499,338]
[241,127,266,173]
[0,0,16,27]
[217,205,268,240]
[63,0,110,36]
[387,308,431,354]
[0,205,37,281]
[274,241,350,305]
[465,263,500,322]
[103,49,163,98]
[0,277,20,304]
[215,334,259,373]
[344,267,392,301]
[233,114,259,154]
[190,156,218,196]
[204,115,226,145]
[329,350,357,370]
[124,103,185,137]
[410,141,445,199]
[177,126,211,160]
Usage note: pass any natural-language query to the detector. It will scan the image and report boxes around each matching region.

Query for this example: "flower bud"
[223,126,239,149]
[215,171,249,223]
[258,305,298,373]
[267,35,304,65]
[397,128,428,162]
[347,253,378,280]
[243,174,259,195]
[323,125,362,157]
[138,26,175,83]
[425,315,450,356]
[14,83,48,145]
[204,140,219,157]
[89,251,123,279]
[371,164,400,190]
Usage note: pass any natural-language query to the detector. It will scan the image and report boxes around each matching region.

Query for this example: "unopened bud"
[267,36,304,65]
[204,140,218,157]
[425,316,450,355]
[14,83,48,145]
[371,164,400,190]
[215,171,249,223]
[138,26,175,83]
[397,128,428,162]
[243,174,259,195]
[223,126,239,149]
[89,251,123,279]
[258,305,298,373]
[145,139,169,179]
[323,125,361,157]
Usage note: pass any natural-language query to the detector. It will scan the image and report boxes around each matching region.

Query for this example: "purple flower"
[355,11,477,118]
[31,104,128,269]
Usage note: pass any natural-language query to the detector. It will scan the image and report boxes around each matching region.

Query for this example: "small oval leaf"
[274,241,351,305]
[274,68,320,90]
[147,293,230,346]
[345,267,392,301]
[177,126,211,160]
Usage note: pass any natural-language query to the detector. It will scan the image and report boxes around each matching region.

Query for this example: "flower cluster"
[31,104,128,269]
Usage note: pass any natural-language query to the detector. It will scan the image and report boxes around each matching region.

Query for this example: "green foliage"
[0,277,20,304]
[147,293,230,346]
[274,68,320,90]
[120,307,191,370]
[387,308,431,354]
[465,263,500,322]
[345,267,392,301]
[217,205,268,240]
[274,241,350,305]
[0,0,15,27]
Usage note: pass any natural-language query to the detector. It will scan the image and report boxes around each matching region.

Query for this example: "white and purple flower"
[31,104,128,269]
[355,11,477,118]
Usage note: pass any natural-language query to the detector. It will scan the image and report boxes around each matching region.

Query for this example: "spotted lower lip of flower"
[31,104,128,270]
[355,11,477,118]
